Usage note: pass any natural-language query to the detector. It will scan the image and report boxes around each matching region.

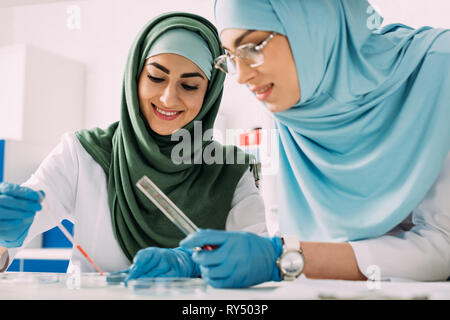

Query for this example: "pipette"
[136,176,216,251]
[38,192,104,275]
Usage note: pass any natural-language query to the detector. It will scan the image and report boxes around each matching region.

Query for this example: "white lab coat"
[349,151,450,281]
[4,132,268,272]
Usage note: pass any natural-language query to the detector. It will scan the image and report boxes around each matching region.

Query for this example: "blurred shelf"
[14,248,72,260]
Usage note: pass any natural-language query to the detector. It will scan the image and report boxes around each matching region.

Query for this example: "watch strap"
[283,235,300,252]
[278,235,304,281]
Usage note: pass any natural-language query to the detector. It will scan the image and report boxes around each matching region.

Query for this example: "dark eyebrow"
[146,62,204,80]
[147,62,170,74]
[234,30,256,48]
[222,30,257,51]
[181,72,205,80]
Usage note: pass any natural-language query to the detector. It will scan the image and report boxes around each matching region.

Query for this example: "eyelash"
[147,74,164,83]
[147,74,199,91]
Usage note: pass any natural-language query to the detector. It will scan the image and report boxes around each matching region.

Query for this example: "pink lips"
[152,103,183,121]
[251,83,274,102]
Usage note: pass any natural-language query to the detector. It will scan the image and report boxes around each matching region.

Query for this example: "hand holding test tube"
[136,176,217,251]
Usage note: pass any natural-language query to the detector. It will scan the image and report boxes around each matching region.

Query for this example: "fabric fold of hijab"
[76,12,250,261]
[215,0,450,241]
[145,28,214,80]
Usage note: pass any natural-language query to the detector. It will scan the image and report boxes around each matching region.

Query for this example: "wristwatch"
[276,235,305,281]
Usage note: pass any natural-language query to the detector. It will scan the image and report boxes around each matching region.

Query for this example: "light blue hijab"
[215,0,450,242]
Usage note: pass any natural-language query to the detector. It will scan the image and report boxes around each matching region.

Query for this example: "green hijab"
[76,12,250,261]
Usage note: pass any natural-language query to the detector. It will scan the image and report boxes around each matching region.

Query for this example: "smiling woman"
[179,0,450,288]
[0,12,268,278]
[216,29,300,112]
[137,27,212,136]
[138,54,209,136]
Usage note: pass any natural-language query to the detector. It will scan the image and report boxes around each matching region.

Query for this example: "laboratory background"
[0,0,449,273]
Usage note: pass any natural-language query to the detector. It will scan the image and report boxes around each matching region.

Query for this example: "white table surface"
[1,273,450,300]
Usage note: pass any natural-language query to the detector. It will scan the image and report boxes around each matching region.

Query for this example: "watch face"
[280,251,305,276]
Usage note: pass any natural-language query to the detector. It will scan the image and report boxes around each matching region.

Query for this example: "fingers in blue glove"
[200,261,238,280]
[182,229,283,288]
[125,248,163,282]
[0,183,42,202]
[0,184,42,248]
[180,229,229,250]
[189,239,236,267]
[0,217,34,232]
[0,223,32,247]
[0,194,42,217]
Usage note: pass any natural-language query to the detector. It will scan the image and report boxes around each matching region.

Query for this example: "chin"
[150,125,174,136]
[266,102,293,113]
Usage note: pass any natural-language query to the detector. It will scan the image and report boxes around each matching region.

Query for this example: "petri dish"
[75,273,127,288]
[0,272,126,289]
[105,272,127,286]
[127,277,208,296]
[77,273,107,288]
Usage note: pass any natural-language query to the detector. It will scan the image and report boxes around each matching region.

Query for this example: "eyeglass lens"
[217,47,264,74]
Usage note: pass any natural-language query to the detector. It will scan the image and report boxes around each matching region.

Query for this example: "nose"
[159,83,180,108]
[235,60,257,85]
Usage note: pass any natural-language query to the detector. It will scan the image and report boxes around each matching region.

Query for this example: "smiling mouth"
[152,103,183,120]
[253,83,274,94]
[252,83,274,101]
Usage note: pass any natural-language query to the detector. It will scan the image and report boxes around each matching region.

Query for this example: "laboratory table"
[1,272,450,300]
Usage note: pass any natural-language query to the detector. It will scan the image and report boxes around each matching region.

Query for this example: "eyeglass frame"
[214,32,278,74]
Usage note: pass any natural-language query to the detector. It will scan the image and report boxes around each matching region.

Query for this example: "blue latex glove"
[180,229,283,288]
[122,247,200,284]
[0,182,44,248]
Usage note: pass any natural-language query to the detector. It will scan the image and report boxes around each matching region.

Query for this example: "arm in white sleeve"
[5,132,79,267]
[349,152,450,281]
[225,168,268,236]
[0,247,8,272]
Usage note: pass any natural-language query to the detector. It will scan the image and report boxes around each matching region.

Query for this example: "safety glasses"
[214,32,277,74]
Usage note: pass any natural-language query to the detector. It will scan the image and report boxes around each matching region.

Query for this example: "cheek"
[284,44,301,103]
[183,88,207,118]
[184,95,203,117]
[138,80,156,100]
[137,79,152,108]
[286,67,300,100]
[274,52,300,105]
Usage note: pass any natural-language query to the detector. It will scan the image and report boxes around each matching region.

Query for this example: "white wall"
[2,44,84,184]
[0,9,13,45]
[370,0,450,29]
[8,0,215,129]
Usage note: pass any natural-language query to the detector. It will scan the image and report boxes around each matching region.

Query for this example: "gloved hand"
[180,229,283,288]
[122,247,200,284]
[0,182,44,248]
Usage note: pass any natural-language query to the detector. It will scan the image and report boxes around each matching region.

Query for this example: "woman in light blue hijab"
[181,0,450,287]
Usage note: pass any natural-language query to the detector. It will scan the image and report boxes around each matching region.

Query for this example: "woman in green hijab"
[0,12,267,276]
